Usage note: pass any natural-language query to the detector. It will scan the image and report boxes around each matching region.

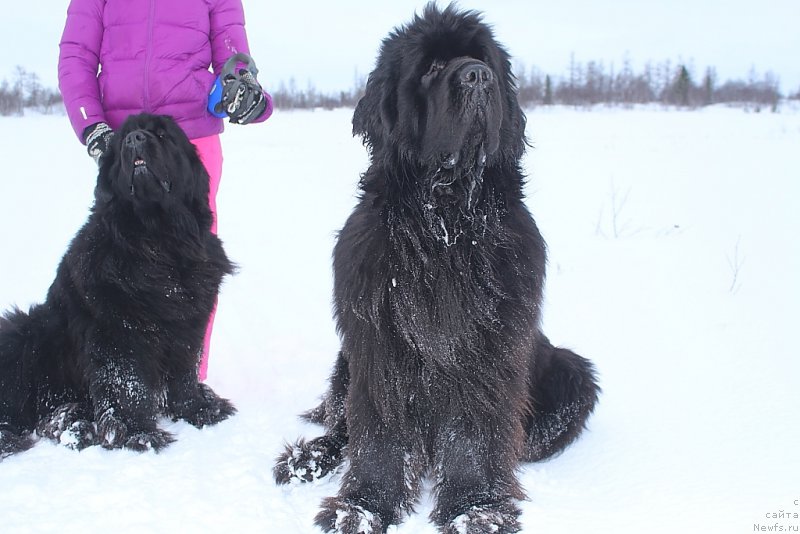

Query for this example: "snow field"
[0,105,798,533]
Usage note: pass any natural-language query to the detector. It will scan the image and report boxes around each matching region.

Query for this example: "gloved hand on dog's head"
[83,122,115,164]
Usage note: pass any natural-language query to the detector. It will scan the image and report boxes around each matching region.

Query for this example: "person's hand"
[83,122,114,164]
[221,69,267,125]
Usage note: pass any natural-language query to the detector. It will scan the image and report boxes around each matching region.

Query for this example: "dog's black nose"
[460,63,493,87]
[124,130,147,149]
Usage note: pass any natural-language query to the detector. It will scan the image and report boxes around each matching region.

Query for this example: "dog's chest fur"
[382,185,508,364]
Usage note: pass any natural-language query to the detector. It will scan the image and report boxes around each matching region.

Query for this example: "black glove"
[221,69,267,125]
[83,122,115,164]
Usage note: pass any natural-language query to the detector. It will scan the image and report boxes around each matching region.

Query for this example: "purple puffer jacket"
[58,0,272,142]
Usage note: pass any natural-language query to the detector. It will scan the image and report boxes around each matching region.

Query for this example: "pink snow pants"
[191,134,223,381]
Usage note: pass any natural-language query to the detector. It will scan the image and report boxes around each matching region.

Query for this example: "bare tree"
[726,237,745,294]
[543,75,553,105]
[595,180,634,239]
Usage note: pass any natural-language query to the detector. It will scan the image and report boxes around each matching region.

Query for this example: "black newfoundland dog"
[274,4,600,533]
[0,114,235,459]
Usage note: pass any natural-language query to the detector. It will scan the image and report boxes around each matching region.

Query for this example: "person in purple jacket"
[58,0,273,381]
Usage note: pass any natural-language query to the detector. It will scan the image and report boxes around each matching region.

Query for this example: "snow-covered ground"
[1,105,798,533]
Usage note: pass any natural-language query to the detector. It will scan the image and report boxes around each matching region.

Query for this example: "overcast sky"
[2,0,798,94]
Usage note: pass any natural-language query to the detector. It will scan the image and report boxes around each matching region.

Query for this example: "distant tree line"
[0,67,62,116]
[2,59,798,116]
[515,56,786,110]
[271,77,364,111]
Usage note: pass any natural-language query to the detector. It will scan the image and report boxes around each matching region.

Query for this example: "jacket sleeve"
[209,0,273,123]
[58,0,107,143]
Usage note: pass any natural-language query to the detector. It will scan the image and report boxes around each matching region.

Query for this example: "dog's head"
[353,3,526,172]
[96,114,210,214]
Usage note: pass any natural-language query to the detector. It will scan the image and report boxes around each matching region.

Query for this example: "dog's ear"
[93,177,113,205]
[502,68,528,162]
[93,140,119,206]
[491,45,528,163]
[352,74,384,149]
[353,66,396,153]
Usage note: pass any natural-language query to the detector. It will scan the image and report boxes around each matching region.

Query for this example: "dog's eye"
[421,60,447,86]
[426,60,446,76]
[156,130,166,139]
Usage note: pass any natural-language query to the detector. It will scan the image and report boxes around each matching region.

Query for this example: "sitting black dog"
[274,5,600,534]
[0,113,235,459]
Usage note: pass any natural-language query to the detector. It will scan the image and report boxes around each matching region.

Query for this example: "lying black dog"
[274,4,600,534]
[0,113,235,459]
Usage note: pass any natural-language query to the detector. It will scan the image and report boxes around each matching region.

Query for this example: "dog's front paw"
[123,429,176,452]
[97,409,128,449]
[97,410,174,452]
[37,403,99,450]
[273,437,345,484]
[440,502,522,534]
[59,420,99,451]
[315,498,383,534]
[173,384,237,428]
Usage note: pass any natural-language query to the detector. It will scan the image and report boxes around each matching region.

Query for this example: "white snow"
[1,105,799,533]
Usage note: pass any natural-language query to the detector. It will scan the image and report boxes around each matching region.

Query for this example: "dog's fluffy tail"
[0,306,44,460]
[522,333,600,462]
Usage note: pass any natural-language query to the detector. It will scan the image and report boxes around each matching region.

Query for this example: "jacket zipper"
[143,0,155,111]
